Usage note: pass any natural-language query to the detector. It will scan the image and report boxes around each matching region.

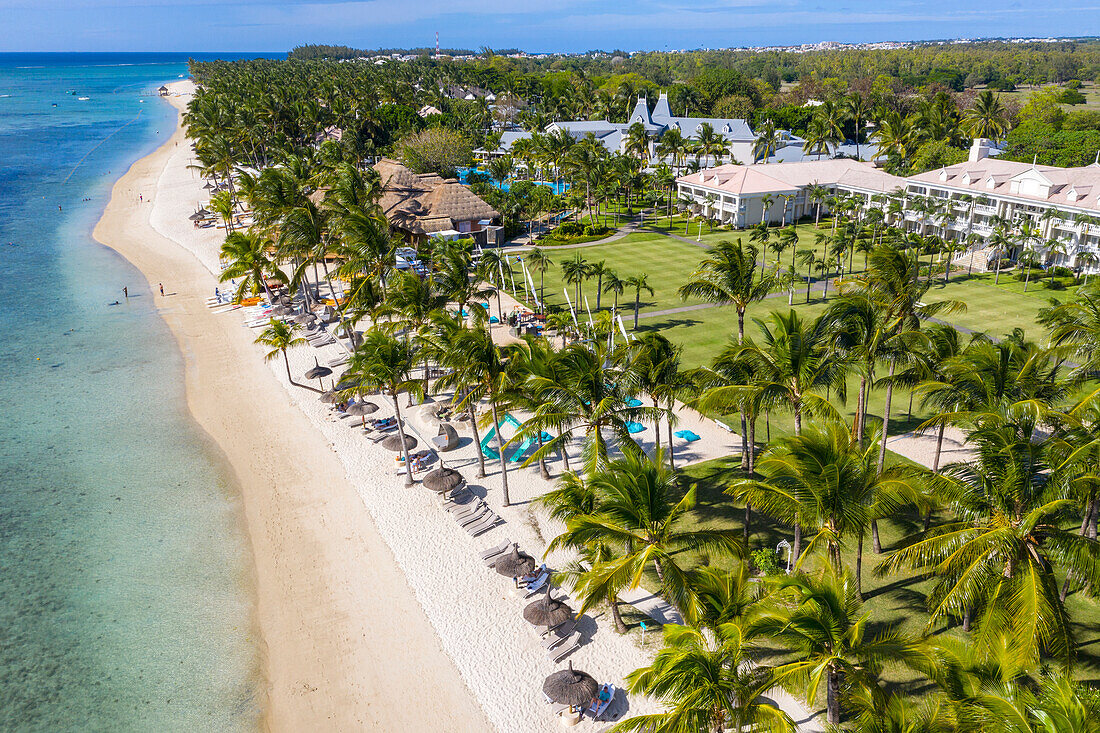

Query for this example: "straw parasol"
[304,358,332,391]
[523,585,573,628]
[291,313,316,324]
[380,433,417,451]
[188,209,211,221]
[320,389,340,404]
[345,400,379,427]
[495,544,536,578]
[422,466,464,494]
[543,662,598,708]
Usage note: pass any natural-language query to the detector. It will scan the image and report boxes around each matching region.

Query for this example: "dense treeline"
[194,39,1100,182]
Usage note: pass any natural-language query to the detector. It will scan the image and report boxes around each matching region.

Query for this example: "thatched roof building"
[373,158,500,245]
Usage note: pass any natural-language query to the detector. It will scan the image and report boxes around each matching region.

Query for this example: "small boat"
[77,97,89,101]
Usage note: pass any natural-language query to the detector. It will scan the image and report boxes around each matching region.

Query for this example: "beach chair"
[523,572,551,598]
[456,504,488,526]
[548,631,582,662]
[519,564,548,587]
[465,512,500,537]
[478,539,511,563]
[586,685,616,721]
[452,499,483,520]
[444,488,473,511]
[541,621,576,649]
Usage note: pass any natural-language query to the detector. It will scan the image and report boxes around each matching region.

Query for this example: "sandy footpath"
[93,85,491,731]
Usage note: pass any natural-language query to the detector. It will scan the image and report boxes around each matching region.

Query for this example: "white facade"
[676,159,906,229]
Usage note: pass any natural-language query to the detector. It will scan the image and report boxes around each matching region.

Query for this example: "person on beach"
[138,194,143,203]
[123,287,128,299]
[159,283,164,296]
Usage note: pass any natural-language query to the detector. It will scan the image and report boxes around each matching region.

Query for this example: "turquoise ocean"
[0,53,275,731]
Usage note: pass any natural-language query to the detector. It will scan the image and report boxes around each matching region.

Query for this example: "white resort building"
[675,158,906,228]
[677,138,1100,271]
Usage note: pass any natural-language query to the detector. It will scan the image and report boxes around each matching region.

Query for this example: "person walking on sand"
[159,283,164,296]
[123,287,128,299]
[138,194,143,203]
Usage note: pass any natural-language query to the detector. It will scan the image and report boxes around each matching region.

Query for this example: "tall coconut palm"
[343,329,423,486]
[625,274,655,330]
[256,318,307,386]
[561,451,743,621]
[964,90,1009,140]
[443,326,516,503]
[754,568,926,726]
[879,405,1100,669]
[733,421,922,594]
[522,343,659,475]
[610,623,796,733]
[561,253,590,311]
[523,246,552,312]
[219,229,287,302]
[678,239,773,344]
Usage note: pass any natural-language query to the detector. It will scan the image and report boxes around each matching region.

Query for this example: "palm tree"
[561,253,590,311]
[678,240,773,344]
[754,568,926,726]
[219,229,287,302]
[846,92,871,160]
[521,343,658,474]
[752,118,781,163]
[561,451,743,621]
[807,183,830,226]
[733,421,921,595]
[964,90,1009,140]
[256,318,307,385]
[444,326,516,504]
[656,126,688,174]
[880,405,1100,668]
[524,247,552,312]
[625,121,650,170]
[603,270,626,321]
[588,260,610,311]
[625,274,654,330]
[610,623,796,733]
[536,470,630,630]
[343,329,423,486]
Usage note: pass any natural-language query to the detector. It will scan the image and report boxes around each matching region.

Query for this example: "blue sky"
[2,0,1098,53]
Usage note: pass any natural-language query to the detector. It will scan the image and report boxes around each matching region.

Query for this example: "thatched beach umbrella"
[523,586,573,628]
[304,359,332,391]
[345,400,379,427]
[381,433,417,451]
[188,209,211,221]
[320,389,340,404]
[422,466,464,494]
[291,313,316,324]
[543,661,598,708]
[495,544,535,578]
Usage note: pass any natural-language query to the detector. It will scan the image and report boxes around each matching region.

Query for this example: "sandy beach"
[93,82,492,732]
[91,79,829,733]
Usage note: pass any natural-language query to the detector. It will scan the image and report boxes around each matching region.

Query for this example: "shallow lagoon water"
[0,54,264,731]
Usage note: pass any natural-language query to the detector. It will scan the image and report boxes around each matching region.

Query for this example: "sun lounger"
[455,503,487,525]
[458,506,491,528]
[479,539,511,562]
[586,684,616,720]
[548,631,582,662]
[541,621,577,649]
[444,488,473,511]
[523,572,551,598]
[466,513,500,537]
[326,355,349,369]
[518,564,548,587]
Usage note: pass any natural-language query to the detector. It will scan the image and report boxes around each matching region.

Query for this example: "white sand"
[118,80,825,732]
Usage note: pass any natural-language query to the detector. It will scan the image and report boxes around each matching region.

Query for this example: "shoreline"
[93,83,492,731]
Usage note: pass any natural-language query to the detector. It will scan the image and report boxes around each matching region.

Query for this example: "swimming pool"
[457,167,569,196]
